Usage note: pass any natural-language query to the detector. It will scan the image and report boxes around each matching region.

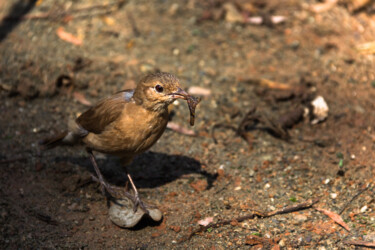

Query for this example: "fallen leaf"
[56,27,83,46]
[310,0,338,13]
[73,91,92,106]
[167,122,196,136]
[356,41,375,55]
[239,77,292,90]
[187,86,211,96]
[246,16,262,25]
[198,217,213,226]
[315,207,350,231]
[271,16,286,24]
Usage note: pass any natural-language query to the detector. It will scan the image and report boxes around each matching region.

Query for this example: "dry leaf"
[310,0,338,13]
[356,41,375,55]
[247,16,263,25]
[73,91,92,106]
[56,27,83,46]
[315,207,350,231]
[167,122,196,136]
[240,78,292,90]
[271,16,286,24]
[197,217,214,226]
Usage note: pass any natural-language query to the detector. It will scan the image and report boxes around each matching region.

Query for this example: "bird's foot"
[91,175,122,198]
[123,191,156,214]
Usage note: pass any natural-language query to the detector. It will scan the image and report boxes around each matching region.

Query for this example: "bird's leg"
[123,169,155,213]
[87,149,121,197]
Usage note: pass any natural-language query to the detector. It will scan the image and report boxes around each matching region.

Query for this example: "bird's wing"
[76,89,134,134]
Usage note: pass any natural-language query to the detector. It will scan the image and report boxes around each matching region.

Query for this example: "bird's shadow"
[0,0,37,43]
[55,151,217,190]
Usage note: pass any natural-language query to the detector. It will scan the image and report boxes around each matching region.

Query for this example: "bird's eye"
[155,84,164,93]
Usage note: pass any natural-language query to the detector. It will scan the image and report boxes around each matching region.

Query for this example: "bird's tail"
[39,131,69,150]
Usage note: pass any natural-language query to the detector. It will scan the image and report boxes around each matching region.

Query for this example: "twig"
[31,210,59,225]
[343,240,375,248]
[339,183,371,215]
[180,198,319,242]
[125,10,140,37]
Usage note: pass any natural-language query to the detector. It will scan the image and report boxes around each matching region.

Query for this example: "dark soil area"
[1,0,375,248]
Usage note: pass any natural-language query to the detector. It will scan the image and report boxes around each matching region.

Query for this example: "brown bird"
[41,72,197,212]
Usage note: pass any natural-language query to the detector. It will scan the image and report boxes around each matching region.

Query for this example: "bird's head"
[134,72,189,111]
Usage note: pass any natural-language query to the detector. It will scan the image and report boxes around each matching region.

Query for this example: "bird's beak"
[169,88,189,100]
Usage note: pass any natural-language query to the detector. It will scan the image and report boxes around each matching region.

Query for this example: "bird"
[40,72,195,212]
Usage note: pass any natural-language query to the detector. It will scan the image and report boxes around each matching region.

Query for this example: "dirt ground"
[1,0,375,248]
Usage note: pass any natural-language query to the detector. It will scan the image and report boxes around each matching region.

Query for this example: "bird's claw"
[91,175,122,198]
[123,192,156,214]
[91,175,155,214]
[133,195,148,214]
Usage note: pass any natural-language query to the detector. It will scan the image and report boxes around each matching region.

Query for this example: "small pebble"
[264,183,271,189]
[360,205,367,213]
[172,48,179,56]
[109,198,162,228]
[248,169,255,177]
[324,178,330,184]
[279,239,286,247]
[294,214,308,222]
[330,193,337,199]
[350,154,355,159]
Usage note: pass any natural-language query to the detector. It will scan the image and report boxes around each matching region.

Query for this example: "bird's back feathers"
[76,90,134,134]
